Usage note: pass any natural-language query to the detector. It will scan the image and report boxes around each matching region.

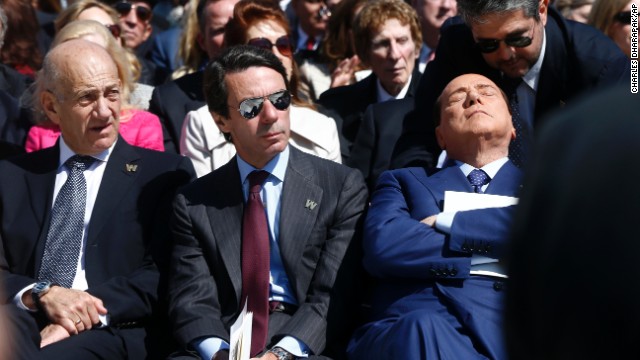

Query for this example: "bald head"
[40,39,122,155]
[435,73,515,167]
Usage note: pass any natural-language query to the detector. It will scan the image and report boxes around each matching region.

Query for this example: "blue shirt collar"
[237,145,289,185]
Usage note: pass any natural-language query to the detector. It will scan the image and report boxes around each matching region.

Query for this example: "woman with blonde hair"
[588,0,638,58]
[26,20,164,152]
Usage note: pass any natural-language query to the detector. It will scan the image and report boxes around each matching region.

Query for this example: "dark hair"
[203,44,289,119]
[456,0,540,25]
[0,0,43,72]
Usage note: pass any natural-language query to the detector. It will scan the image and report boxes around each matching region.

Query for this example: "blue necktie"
[468,169,490,193]
[38,155,95,288]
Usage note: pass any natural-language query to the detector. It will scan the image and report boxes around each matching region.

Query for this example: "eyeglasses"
[105,24,121,38]
[233,90,291,119]
[114,2,152,22]
[613,11,631,25]
[475,35,533,53]
[247,36,293,57]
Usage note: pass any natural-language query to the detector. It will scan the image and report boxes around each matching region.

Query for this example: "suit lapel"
[206,159,244,300]
[412,166,472,209]
[24,147,59,272]
[536,10,568,121]
[278,149,322,297]
[484,161,523,197]
[88,139,141,247]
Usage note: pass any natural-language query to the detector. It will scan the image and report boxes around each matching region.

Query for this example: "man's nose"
[94,97,113,119]
[259,100,278,124]
[495,42,515,61]
[388,40,401,60]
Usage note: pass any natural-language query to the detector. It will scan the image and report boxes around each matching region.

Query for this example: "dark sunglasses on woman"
[247,36,293,57]
[233,90,291,119]
[114,2,152,21]
[613,11,632,25]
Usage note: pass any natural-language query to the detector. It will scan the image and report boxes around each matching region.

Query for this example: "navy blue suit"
[391,8,631,169]
[348,162,522,359]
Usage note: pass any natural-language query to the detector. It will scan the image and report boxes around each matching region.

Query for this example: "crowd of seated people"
[0,0,633,359]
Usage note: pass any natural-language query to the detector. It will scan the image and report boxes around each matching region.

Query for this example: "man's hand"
[420,215,437,227]
[252,352,277,360]
[40,324,71,348]
[38,286,108,334]
[330,55,361,88]
[213,350,229,360]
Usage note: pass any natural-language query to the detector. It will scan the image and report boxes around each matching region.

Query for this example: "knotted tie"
[38,155,95,288]
[305,36,316,51]
[241,170,271,357]
[467,169,490,194]
[502,76,528,168]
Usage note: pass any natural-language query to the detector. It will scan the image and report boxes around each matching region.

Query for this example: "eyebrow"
[447,82,497,96]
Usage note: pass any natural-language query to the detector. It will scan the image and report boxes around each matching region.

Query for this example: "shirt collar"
[456,157,509,179]
[58,136,115,169]
[237,145,289,185]
[296,25,320,51]
[522,29,546,92]
[376,75,412,102]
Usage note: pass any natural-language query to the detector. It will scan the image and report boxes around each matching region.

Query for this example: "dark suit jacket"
[148,70,206,154]
[317,69,421,162]
[0,89,32,147]
[168,147,368,356]
[0,63,32,100]
[0,137,195,357]
[350,162,522,359]
[349,97,415,193]
[391,8,631,169]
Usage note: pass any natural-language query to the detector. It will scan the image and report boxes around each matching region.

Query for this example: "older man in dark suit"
[0,39,194,359]
[391,0,630,169]
[349,73,522,359]
[168,45,367,360]
[317,0,422,164]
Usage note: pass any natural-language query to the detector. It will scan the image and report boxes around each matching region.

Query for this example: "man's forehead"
[445,75,497,93]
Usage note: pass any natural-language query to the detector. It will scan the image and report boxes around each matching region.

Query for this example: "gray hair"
[0,6,7,50]
[457,0,541,25]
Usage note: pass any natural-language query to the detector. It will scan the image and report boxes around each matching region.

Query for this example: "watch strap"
[268,347,295,360]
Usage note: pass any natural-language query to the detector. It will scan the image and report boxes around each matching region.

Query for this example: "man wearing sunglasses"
[167,45,367,360]
[391,0,630,170]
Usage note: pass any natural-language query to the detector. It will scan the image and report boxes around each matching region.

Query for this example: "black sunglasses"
[475,36,533,53]
[114,2,152,21]
[105,24,121,38]
[613,11,631,25]
[233,90,291,119]
[247,36,293,57]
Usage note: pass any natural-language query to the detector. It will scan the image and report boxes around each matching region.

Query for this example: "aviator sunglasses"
[475,35,533,53]
[613,11,632,25]
[114,2,152,21]
[247,36,293,57]
[233,90,291,119]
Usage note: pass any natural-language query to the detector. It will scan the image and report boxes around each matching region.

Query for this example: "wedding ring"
[75,318,82,325]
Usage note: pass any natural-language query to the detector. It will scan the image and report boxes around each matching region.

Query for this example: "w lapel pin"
[125,163,138,173]
[305,199,317,210]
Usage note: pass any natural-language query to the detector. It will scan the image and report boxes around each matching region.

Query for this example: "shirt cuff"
[275,336,310,357]
[193,337,230,360]
[13,283,36,311]
[435,211,457,234]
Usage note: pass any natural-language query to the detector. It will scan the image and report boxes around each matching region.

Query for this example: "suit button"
[485,245,492,253]
[493,281,504,291]
[450,268,458,276]
[429,268,437,276]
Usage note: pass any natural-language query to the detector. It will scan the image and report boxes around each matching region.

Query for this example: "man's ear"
[41,91,61,126]
[435,126,446,150]
[143,23,153,42]
[212,111,230,133]
[539,0,549,25]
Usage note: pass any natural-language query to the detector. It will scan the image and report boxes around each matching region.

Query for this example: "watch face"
[34,280,51,294]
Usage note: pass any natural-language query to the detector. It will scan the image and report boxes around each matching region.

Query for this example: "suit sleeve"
[275,168,368,354]
[87,156,195,323]
[180,109,212,178]
[168,193,230,347]
[449,206,517,260]
[148,86,177,154]
[348,104,375,189]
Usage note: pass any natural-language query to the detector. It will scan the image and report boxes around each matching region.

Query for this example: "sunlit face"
[42,44,121,156]
[246,20,293,81]
[436,74,514,157]
[471,5,547,79]
[292,0,330,37]
[118,1,152,49]
[199,0,238,60]
[608,0,638,58]
[214,66,290,168]
[414,0,457,47]
[368,18,419,96]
